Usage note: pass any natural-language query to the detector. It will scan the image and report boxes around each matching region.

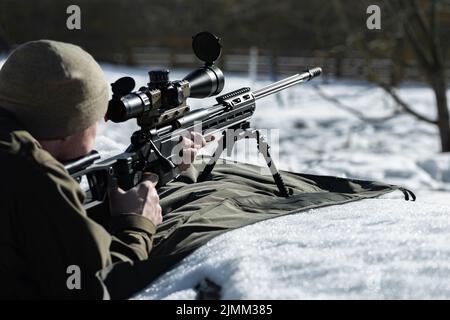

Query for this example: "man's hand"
[108,173,162,226]
[178,132,215,172]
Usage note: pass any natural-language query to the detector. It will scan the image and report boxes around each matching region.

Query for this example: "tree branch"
[313,84,401,124]
[410,0,432,36]
[378,83,438,125]
[394,0,434,69]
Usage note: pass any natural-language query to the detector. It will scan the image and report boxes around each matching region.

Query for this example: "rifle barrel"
[254,67,322,100]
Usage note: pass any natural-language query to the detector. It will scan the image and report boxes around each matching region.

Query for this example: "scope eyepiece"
[107,90,150,123]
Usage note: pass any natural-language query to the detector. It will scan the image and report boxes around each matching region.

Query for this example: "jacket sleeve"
[14,161,156,299]
[109,214,156,262]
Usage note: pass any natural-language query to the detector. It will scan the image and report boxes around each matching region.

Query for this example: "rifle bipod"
[198,128,292,198]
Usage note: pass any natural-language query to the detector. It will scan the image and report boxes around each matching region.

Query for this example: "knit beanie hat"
[0,40,108,140]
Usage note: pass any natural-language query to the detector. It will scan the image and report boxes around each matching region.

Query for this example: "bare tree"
[332,0,449,151]
[388,0,450,152]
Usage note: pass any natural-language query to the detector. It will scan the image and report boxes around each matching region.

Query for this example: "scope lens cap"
[192,32,222,65]
[111,77,136,97]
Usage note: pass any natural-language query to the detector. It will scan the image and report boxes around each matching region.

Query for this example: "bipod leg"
[198,131,236,182]
[253,130,291,198]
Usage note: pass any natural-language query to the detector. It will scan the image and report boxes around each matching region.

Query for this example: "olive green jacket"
[0,114,156,299]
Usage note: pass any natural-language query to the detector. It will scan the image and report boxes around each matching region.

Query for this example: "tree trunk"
[432,69,450,152]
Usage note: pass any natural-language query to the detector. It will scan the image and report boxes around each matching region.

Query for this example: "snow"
[1,56,449,299]
[134,198,450,300]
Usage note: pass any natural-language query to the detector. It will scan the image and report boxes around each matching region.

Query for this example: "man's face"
[62,122,98,160]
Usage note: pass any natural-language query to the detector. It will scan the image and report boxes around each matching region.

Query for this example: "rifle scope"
[106,32,225,126]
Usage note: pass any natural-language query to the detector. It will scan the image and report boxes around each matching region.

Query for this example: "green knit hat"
[0,40,108,140]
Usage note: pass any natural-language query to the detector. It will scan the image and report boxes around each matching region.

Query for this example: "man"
[0,40,205,299]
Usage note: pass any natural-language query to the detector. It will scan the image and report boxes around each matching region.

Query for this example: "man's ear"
[60,135,72,142]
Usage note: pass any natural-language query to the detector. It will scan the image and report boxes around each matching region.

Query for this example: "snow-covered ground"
[1,56,449,299]
[134,199,450,300]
